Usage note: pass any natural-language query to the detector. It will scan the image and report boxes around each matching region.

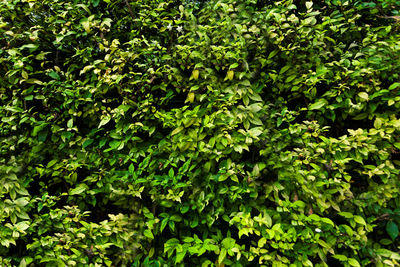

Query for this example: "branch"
[125,0,135,20]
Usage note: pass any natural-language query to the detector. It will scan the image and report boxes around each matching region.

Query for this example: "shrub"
[1,0,400,266]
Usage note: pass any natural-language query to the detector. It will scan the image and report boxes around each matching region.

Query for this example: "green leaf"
[15,221,30,231]
[248,127,263,138]
[169,168,174,178]
[258,237,267,247]
[81,18,90,33]
[83,139,94,148]
[333,255,348,261]
[380,238,393,245]
[317,239,330,249]
[19,258,27,267]
[15,198,29,207]
[218,248,227,264]
[321,217,335,227]
[386,221,399,240]
[230,63,239,69]
[358,92,369,101]
[354,215,366,226]
[98,116,111,128]
[175,248,187,264]
[374,118,383,129]
[338,212,353,219]
[144,229,154,239]
[171,126,184,136]
[32,123,48,136]
[48,71,60,80]
[91,0,100,7]
[67,118,73,128]
[160,219,169,233]
[109,140,121,149]
[309,99,328,110]
[389,82,400,90]
[268,50,278,59]
[308,214,321,221]
[169,221,175,232]
[221,237,235,249]
[348,258,360,267]
[70,184,88,195]
[46,159,57,168]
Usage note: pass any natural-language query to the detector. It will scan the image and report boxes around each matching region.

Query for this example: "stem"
[125,0,135,20]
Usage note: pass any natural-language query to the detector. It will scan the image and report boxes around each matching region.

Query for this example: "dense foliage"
[1,0,400,266]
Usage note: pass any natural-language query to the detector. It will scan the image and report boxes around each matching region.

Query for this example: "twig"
[125,0,135,20]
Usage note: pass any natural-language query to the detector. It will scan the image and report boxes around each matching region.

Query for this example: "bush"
[1,0,400,266]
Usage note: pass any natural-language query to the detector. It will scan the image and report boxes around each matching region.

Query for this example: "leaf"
[15,198,29,207]
[386,221,399,240]
[48,71,60,80]
[348,258,361,267]
[192,69,199,80]
[308,214,321,221]
[358,92,369,101]
[380,238,393,245]
[171,126,184,136]
[221,238,235,249]
[306,1,313,9]
[20,44,38,51]
[318,239,330,249]
[83,139,94,148]
[230,63,239,69]
[338,212,353,218]
[169,221,175,232]
[70,184,87,195]
[258,237,266,247]
[374,118,383,129]
[26,78,43,85]
[227,70,234,80]
[67,118,73,128]
[268,50,278,59]
[144,229,154,239]
[389,82,400,90]
[47,159,57,168]
[248,103,262,113]
[98,116,111,128]
[91,0,100,7]
[279,65,290,74]
[81,19,90,33]
[32,123,48,136]
[187,92,195,103]
[321,217,335,227]
[248,127,263,137]
[19,258,27,267]
[218,248,227,264]
[333,255,348,262]
[176,249,187,264]
[15,221,30,231]
[309,99,328,110]
[354,215,366,226]
[109,140,121,149]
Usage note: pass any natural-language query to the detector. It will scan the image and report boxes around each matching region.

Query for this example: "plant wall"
[1,0,400,266]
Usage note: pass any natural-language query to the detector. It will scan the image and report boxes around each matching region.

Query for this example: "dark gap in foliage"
[164,91,188,111]
[6,239,28,264]
[330,116,374,138]
[346,169,370,193]
[89,198,130,223]
[326,256,344,267]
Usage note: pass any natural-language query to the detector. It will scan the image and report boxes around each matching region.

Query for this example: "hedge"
[1,0,400,266]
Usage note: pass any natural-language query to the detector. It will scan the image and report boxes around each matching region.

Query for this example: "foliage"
[1,0,400,266]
